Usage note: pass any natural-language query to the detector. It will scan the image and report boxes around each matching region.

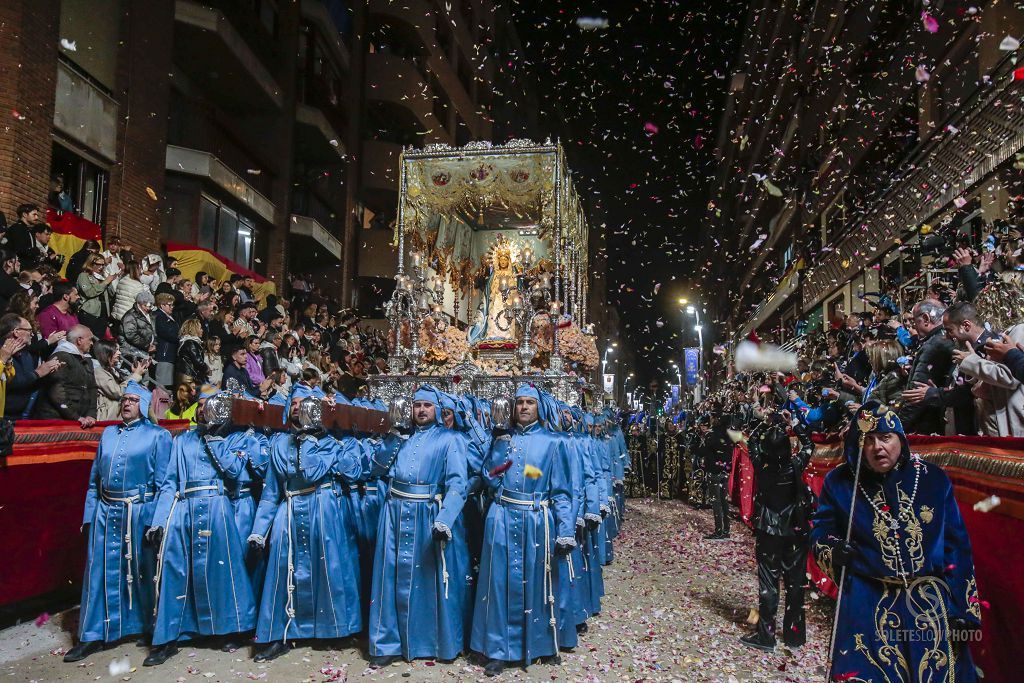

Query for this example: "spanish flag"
[165,242,277,300]
[45,209,102,278]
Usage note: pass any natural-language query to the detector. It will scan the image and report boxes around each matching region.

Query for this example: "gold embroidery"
[906,578,956,683]
[867,487,925,575]
[966,576,981,621]
[814,541,835,581]
[919,505,934,524]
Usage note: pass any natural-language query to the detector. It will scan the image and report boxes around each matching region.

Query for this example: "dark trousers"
[708,470,730,535]
[754,531,807,646]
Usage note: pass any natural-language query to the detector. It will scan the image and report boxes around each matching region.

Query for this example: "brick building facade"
[0,0,539,305]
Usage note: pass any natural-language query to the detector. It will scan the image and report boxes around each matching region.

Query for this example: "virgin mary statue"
[468,240,517,345]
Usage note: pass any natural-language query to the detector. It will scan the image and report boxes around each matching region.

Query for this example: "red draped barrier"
[0,419,188,607]
[729,434,1024,683]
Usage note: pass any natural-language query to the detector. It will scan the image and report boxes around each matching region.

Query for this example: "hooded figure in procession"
[471,384,575,677]
[246,384,365,662]
[65,382,172,663]
[812,401,981,683]
[366,384,471,667]
[144,390,259,665]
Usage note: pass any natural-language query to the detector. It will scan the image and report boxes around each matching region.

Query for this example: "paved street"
[1,500,831,682]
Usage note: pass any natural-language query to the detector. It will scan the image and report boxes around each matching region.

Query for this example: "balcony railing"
[803,51,1024,309]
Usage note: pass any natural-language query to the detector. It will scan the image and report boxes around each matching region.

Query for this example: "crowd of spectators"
[720,241,1024,439]
[0,202,391,427]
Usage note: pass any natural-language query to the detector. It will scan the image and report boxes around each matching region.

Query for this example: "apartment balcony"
[365,53,437,134]
[173,0,283,113]
[301,0,351,71]
[53,59,119,161]
[295,103,347,165]
[165,145,276,223]
[289,213,342,262]
[367,0,435,54]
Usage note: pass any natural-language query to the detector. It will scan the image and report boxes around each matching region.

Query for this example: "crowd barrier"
[728,434,1024,683]
[3,421,1020,680]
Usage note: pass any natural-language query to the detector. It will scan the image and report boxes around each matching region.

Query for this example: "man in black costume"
[697,412,734,540]
[740,409,813,651]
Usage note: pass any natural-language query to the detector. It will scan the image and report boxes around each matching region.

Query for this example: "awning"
[289,213,342,261]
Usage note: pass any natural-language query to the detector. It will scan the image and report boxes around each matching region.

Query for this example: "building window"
[200,194,265,273]
[49,143,109,227]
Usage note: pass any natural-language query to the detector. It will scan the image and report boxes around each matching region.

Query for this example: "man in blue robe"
[246,385,364,662]
[65,382,172,663]
[144,391,258,665]
[812,401,981,682]
[563,404,604,630]
[593,414,619,562]
[471,384,575,677]
[366,384,470,667]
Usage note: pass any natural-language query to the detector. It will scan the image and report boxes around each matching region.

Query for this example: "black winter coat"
[34,350,97,420]
[175,338,209,383]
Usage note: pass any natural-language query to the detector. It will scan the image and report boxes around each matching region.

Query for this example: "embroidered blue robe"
[812,453,980,683]
[367,426,470,660]
[150,429,257,645]
[78,420,172,643]
[471,422,575,664]
[250,431,363,642]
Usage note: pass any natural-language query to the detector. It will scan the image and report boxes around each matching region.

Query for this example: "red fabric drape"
[0,419,188,606]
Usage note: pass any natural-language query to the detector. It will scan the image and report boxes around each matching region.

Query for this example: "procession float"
[368,138,599,406]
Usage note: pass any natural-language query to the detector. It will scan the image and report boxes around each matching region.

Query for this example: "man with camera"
[943,300,1024,437]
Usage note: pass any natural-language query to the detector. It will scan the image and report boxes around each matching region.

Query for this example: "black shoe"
[484,659,505,677]
[540,654,562,665]
[221,637,245,653]
[64,640,103,663]
[253,641,289,662]
[368,655,402,669]
[740,633,776,652]
[576,622,589,635]
[143,642,179,666]
[703,532,722,540]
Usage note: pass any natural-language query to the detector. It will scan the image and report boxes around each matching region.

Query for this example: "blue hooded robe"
[249,387,364,643]
[367,384,471,661]
[150,422,258,645]
[471,384,576,664]
[811,402,980,683]
[77,382,172,643]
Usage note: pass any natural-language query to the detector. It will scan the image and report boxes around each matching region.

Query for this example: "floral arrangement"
[530,316,598,371]
[420,322,471,373]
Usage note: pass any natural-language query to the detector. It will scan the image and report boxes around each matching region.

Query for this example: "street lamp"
[681,304,705,402]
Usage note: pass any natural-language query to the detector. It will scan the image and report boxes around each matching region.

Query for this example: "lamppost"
[385,248,448,374]
[679,300,705,402]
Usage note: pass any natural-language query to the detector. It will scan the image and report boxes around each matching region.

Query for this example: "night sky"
[507,1,749,385]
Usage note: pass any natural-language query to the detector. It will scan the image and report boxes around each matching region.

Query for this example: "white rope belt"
[101,490,143,611]
[282,482,331,642]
